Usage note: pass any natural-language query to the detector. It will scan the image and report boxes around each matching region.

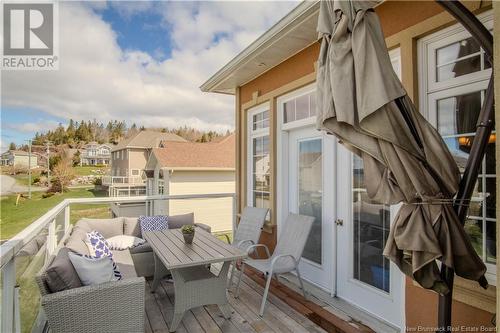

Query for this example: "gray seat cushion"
[76,217,124,238]
[65,225,91,255]
[129,242,152,254]
[112,250,138,278]
[123,217,141,238]
[168,212,195,229]
[45,248,82,293]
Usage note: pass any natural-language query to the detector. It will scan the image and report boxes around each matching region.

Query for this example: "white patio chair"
[234,213,314,316]
[227,206,269,287]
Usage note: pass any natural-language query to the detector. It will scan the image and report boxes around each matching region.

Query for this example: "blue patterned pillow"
[86,230,113,258]
[139,215,168,233]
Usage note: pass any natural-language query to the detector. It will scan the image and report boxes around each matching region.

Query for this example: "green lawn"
[0,188,109,240]
[11,173,44,186]
[73,165,109,176]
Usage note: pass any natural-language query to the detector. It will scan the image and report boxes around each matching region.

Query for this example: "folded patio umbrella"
[316,0,487,294]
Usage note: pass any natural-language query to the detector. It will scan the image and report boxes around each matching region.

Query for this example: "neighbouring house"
[105,130,187,196]
[201,1,496,332]
[143,134,236,233]
[80,142,112,166]
[0,150,38,168]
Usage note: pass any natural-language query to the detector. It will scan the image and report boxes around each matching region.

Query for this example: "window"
[419,11,495,281]
[247,104,270,210]
[131,169,140,176]
[283,91,316,124]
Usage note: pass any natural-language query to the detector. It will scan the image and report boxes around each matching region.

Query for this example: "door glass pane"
[298,139,322,264]
[352,156,390,292]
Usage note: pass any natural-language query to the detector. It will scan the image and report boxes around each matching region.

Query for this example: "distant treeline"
[28,120,231,147]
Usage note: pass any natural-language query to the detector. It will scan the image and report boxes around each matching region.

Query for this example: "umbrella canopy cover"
[316,0,487,294]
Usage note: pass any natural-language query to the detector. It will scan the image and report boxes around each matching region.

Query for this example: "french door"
[285,126,335,292]
[336,145,404,328]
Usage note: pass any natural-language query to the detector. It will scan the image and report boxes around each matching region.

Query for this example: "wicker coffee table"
[144,228,246,332]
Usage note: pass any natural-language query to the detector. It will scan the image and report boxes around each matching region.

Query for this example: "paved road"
[0,175,47,196]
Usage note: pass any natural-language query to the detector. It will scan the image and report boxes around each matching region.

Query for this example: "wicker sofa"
[36,213,211,333]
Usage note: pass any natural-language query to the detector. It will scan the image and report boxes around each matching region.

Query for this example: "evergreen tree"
[8,142,16,150]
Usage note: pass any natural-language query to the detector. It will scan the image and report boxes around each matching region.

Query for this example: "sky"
[1,0,299,151]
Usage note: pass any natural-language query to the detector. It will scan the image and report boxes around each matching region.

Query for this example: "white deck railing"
[101,175,145,186]
[0,193,237,333]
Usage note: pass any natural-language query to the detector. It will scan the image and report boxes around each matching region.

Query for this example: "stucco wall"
[236,0,495,329]
[167,170,235,233]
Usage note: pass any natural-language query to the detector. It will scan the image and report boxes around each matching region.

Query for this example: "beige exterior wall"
[167,170,235,233]
[234,0,495,329]
[128,149,149,175]
[111,148,150,176]
[14,155,37,168]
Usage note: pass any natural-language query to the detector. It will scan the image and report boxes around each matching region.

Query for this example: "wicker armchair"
[36,261,145,333]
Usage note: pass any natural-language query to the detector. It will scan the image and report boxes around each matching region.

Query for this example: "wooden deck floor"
[144,272,327,333]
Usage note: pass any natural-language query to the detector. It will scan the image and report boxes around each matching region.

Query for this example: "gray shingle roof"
[111,131,187,152]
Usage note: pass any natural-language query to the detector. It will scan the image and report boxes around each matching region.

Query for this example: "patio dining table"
[144,228,247,332]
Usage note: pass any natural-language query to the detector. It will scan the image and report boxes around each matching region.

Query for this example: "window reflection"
[299,139,322,265]
[352,156,390,292]
[436,36,488,82]
[436,90,496,264]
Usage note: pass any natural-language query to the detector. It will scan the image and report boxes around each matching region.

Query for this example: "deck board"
[143,270,326,333]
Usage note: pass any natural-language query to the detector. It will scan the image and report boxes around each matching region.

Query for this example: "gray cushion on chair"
[123,217,141,238]
[129,242,152,254]
[65,225,90,255]
[168,213,195,229]
[76,217,124,238]
[45,248,82,293]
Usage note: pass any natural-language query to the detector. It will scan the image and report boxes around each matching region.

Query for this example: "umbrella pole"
[434,1,494,332]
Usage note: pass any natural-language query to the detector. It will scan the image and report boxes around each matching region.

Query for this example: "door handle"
[335,219,344,226]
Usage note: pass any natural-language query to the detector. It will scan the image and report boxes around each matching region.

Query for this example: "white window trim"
[418,10,493,116]
[418,10,496,285]
[247,103,270,208]
[280,83,317,131]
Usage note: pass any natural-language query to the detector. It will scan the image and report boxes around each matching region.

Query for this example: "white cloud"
[7,120,61,133]
[1,1,299,132]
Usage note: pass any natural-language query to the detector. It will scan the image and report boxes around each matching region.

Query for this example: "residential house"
[0,150,38,168]
[105,130,187,196]
[143,134,235,233]
[80,142,112,166]
[202,1,495,331]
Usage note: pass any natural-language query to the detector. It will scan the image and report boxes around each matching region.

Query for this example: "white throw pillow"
[68,252,121,286]
[106,235,146,250]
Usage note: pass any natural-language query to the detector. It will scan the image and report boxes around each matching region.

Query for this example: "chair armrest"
[236,239,254,249]
[195,223,211,233]
[42,277,145,333]
[246,244,270,258]
[269,254,298,273]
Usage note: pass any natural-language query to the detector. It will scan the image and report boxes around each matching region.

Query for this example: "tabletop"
[144,228,247,270]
